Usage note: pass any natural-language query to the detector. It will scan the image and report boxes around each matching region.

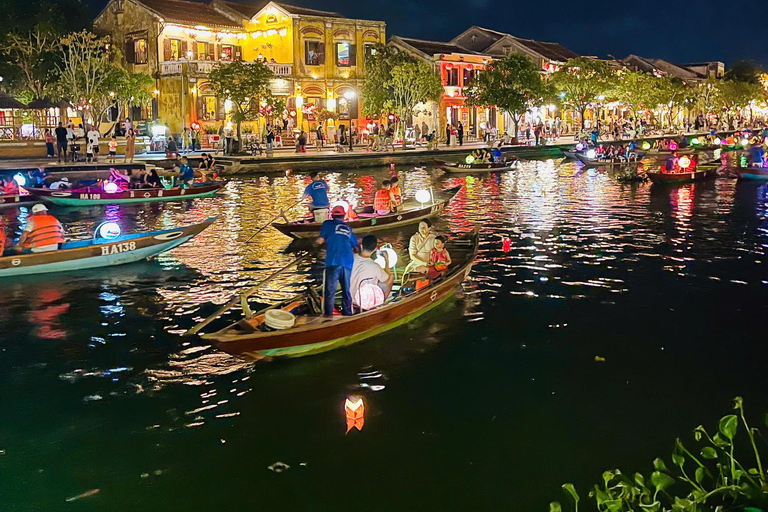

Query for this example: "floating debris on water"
[595,356,606,362]
[65,489,100,502]
[268,462,290,473]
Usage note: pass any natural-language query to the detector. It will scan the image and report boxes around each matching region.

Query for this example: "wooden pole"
[244,197,304,244]
[184,253,308,336]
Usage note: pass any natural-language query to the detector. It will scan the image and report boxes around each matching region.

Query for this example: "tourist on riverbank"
[315,124,324,151]
[125,128,136,163]
[182,128,191,154]
[265,124,275,153]
[446,124,452,147]
[54,122,67,163]
[458,122,464,146]
[296,130,307,152]
[86,125,100,163]
[44,129,54,158]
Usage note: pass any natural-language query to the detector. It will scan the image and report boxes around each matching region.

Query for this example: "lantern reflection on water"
[345,397,364,433]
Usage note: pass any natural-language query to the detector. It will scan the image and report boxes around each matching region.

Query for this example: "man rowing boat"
[14,204,64,253]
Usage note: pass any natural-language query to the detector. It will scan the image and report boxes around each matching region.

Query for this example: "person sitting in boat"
[2,175,19,196]
[389,176,403,210]
[405,219,435,274]
[664,153,678,172]
[427,235,452,280]
[49,177,70,190]
[304,171,330,214]
[316,205,358,317]
[177,157,195,188]
[373,180,395,215]
[492,147,503,164]
[350,234,395,311]
[14,204,64,253]
[146,168,164,188]
[749,145,765,167]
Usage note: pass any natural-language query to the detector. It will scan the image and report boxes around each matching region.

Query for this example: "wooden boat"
[0,217,215,277]
[647,164,721,184]
[645,147,696,155]
[272,185,462,239]
[560,149,582,159]
[202,226,480,358]
[574,153,642,167]
[434,159,516,173]
[736,166,768,180]
[27,182,223,206]
[0,193,40,208]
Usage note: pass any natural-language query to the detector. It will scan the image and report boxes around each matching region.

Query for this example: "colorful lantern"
[586,149,597,159]
[678,156,691,169]
[415,189,431,204]
[669,141,678,151]
[104,182,119,194]
[345,397,364,433]
[642,141,651,150]
[445,63,454,70]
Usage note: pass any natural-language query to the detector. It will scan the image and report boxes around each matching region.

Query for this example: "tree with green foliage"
[0,28,58,101]
[207,59,274,151]
[694,78,720,118]
[715,79,765,126]
[550,57,613,130]
[54,30,123,128]
[109,68,154,125]
[607,70,657,131]
[360,43,413,119]
[388,61,443,146]
[724,60,764,84]
[465,53,550,138]
[654,76,692,130]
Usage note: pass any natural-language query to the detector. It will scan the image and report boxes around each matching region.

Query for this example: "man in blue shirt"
[317,205,358,316]
[304,172,329,211]
[177,156,195,187]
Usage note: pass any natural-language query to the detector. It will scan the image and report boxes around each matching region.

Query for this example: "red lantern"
[465,64,473,70]
[445,62,454,70]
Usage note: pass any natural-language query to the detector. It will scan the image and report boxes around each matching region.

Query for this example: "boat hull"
[737,167,768,180]
[0,218,215,277]
[0,194,39,208]
[574,153,641,167]
[647,167,718,184]
[273,186,461,239]
[206,228,479,358]
[27,183,223,206]
[434,159,515,173]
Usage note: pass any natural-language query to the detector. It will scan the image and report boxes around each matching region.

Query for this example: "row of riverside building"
[93,0,726,140]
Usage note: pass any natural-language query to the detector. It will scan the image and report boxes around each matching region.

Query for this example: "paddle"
[244,197,305,244]
[184,253,309,336]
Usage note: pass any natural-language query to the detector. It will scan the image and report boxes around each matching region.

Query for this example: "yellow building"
[94,0,385,137]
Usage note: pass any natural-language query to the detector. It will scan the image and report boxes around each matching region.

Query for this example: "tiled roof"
[395,37,476,57]
[133,0,244,28]
[275,2,343,17]
[220,0,264,18]
[0,92,26,109]
[513,38,579,63]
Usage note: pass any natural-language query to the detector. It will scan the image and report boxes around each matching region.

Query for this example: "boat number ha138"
[101,241,136,255]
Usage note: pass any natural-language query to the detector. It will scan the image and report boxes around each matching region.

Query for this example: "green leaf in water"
[719,414,738,440]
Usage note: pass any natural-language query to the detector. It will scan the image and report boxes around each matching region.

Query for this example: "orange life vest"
[23,214,64,249]
[0,230,6,251]
[4,181,19,196]
[374,189,392,212]
[390,185,402,205]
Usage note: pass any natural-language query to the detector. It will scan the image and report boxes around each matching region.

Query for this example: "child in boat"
[427,236,451,280]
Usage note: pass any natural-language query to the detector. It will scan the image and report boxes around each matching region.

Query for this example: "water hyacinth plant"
[552,397,768,512]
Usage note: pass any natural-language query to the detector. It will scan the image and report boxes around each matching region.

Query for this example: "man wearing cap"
[49,176,70,190]
[15,204,64,253]
[316,205,358,317]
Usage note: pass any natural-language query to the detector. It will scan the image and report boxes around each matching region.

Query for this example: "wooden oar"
[244,197,305,243]
[184,253,309,336]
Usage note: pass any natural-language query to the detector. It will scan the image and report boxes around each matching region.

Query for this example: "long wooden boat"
[0,193,40,208]
[27,182,223,206]
[574,153,642,167]
[434,159,516,173]
[736,166,768,180]
[647,164,721,184]
[273,185,462,239]
[202,226,480,358]
[0,217,215,277]
[645,147,696,155]
[560,149,582,159]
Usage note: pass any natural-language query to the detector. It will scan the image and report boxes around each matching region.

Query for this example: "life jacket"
[0,230,6,251]
[374,189,391,212]
[4,180,19,196]
[22,214,64,249]
[390,185,402,205]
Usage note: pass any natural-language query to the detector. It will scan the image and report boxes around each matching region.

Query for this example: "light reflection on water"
[3,160,768,510]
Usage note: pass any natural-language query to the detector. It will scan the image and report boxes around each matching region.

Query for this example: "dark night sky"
[91,0,768,67]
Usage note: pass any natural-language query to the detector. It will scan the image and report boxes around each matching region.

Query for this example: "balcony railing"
[160,60,294,77]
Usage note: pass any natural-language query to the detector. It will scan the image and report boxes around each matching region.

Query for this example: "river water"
[2,159,768,511]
